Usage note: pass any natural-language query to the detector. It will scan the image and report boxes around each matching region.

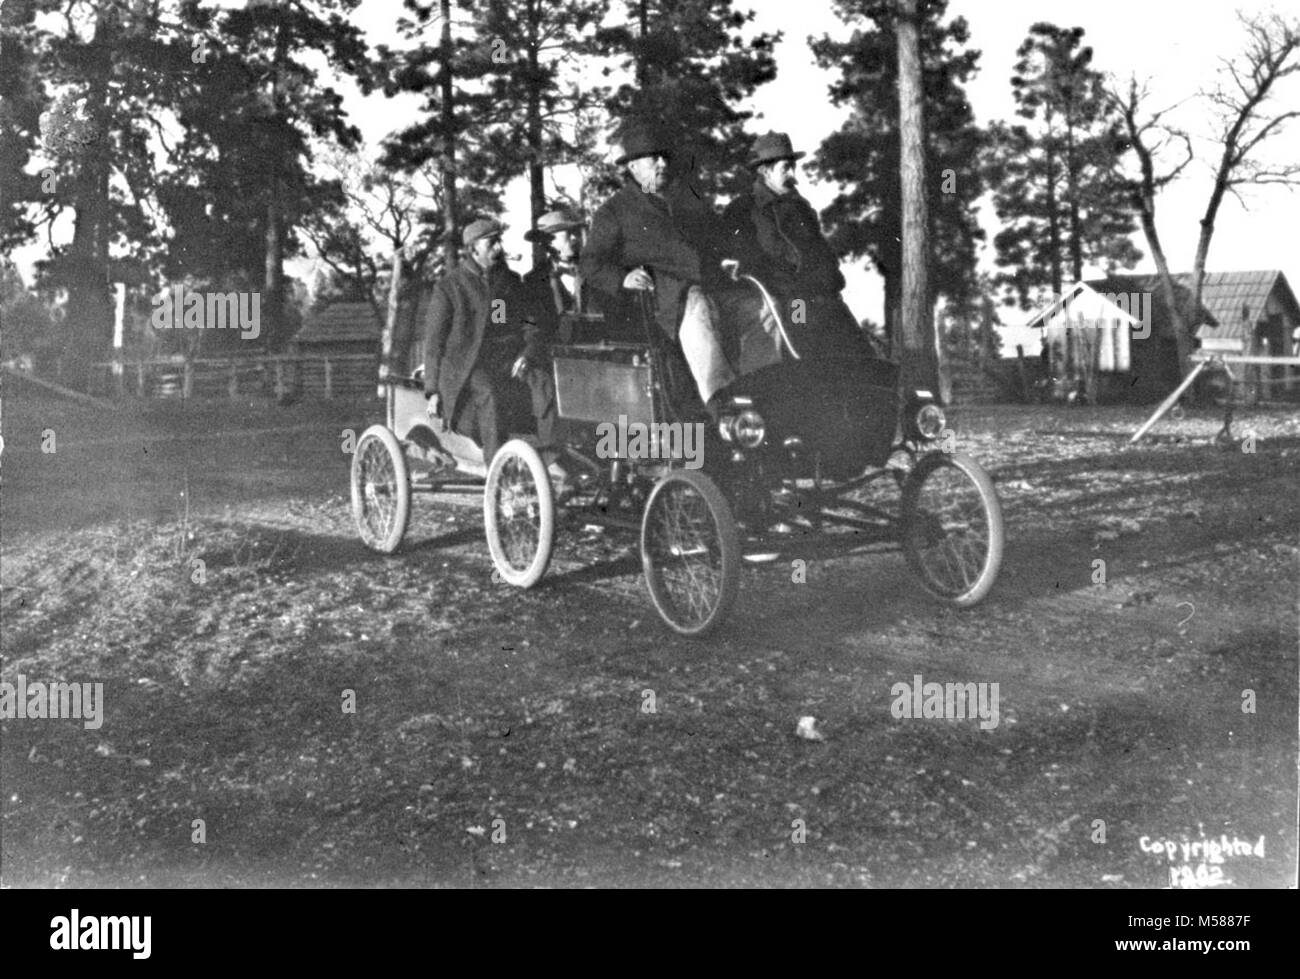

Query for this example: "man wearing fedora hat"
[721,131,867,359]
[422,216,561,471]
[581,122,737,412]
[523,205,589,323]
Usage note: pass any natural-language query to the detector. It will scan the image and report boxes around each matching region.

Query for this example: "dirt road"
[2,384,1296,887]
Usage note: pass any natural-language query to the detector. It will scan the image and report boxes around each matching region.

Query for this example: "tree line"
[1,0,1295,390]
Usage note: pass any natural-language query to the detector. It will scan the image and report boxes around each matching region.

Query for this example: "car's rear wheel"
[351,425,412,553]
[901,450,1003,607]
[641,469,741,636]
[484,439,555,588]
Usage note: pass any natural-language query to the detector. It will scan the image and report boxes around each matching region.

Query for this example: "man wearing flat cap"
[422,217,560,469]
[524,206,589,321]
[721,131,867,359]
[580,122,737,412]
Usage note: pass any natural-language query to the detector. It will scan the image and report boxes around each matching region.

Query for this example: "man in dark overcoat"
[720,132,867,360]
[523,206,589,320]
[580,124,738,410]
[422,218,559,468]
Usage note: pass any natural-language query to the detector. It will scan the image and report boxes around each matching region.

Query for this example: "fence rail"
[89,353,379,401]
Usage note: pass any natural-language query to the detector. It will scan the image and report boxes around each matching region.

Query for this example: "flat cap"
[524,207,585,242]
[462,217,506,247]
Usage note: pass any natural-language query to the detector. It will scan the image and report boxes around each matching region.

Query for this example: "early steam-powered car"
[351,276,1004,636]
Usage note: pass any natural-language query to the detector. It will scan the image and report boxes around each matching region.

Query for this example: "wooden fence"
[89,353,379,401]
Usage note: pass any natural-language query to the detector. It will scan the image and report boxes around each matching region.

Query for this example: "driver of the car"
[580,122,738,415]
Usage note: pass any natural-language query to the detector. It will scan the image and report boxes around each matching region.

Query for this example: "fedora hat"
[462,217,506,247]
[614,122,672,166]
[749,131,805,167]
[523,207,585,243]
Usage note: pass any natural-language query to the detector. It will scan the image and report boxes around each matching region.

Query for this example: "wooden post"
[136,361,146,397]
[1128,360,1209,445]
[324,357,333,399]
[183,360,193,399]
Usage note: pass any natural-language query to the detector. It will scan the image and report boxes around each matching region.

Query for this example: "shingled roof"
[295,295,436,347]
[1186,271,1299,342]
[295,302,383,345]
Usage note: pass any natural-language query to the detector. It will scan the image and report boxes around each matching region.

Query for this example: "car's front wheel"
[900,450,1003,607]
[640,469,741,636]
[484,439,555,588]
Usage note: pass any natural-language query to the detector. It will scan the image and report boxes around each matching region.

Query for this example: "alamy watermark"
[595,415,704,470]
[890,673,1000,730]
[1034,290,1152,340]
[50,910,150,959]
[0,674,104,729]
[151,284,260,339]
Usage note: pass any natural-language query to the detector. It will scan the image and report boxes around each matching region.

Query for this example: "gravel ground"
[2,383,1296,887]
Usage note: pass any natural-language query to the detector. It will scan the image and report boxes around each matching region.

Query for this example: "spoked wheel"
[351,425,412,553]
[640,469,741,637]
[901,450,1004,607]
[484,439,555,588]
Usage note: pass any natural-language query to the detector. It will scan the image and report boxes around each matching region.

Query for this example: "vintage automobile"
[351,278,1004,636]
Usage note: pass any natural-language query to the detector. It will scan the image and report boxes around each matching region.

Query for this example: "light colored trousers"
[677,285,783,404]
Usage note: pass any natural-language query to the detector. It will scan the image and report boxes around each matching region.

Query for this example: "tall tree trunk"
[1133,191,1190,387]
[636,0,649,88]
[439,0,458,272]
[895,0,938,395]
[1111,78,1196,390]
[526,0,546,270]
[265,195,283,349]
[1185,154,1237,379]
[62,3,116,391]
[264,4,287,351]
[1066,126,1083,281]
[1045,138,1061,295]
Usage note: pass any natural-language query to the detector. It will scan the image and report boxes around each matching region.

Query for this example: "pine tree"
[466,0,609,269]
[984,23,1142,308]
[595,0,779,200]
[810,0,985,350]
[0,0,48,252]
[379,0,502,270]
[157,0,372,351]
[16,0,193,388]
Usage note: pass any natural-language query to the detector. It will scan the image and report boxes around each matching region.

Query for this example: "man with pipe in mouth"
[422,217,566,483]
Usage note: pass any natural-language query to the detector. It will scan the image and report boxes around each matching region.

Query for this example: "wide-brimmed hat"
[523,207,585,242]
[614,123,672,166]
[749,131,806,167]
[462,217,506,247]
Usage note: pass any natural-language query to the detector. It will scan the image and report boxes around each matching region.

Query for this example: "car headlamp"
[915,403,945,440]
[719,409,766,449]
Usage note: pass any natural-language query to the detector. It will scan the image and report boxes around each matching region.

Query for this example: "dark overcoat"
[522,260,572,323]
[422,257,543,411]
[719,179,845,299]
[720,178,874,360]
[580,178,719,341]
